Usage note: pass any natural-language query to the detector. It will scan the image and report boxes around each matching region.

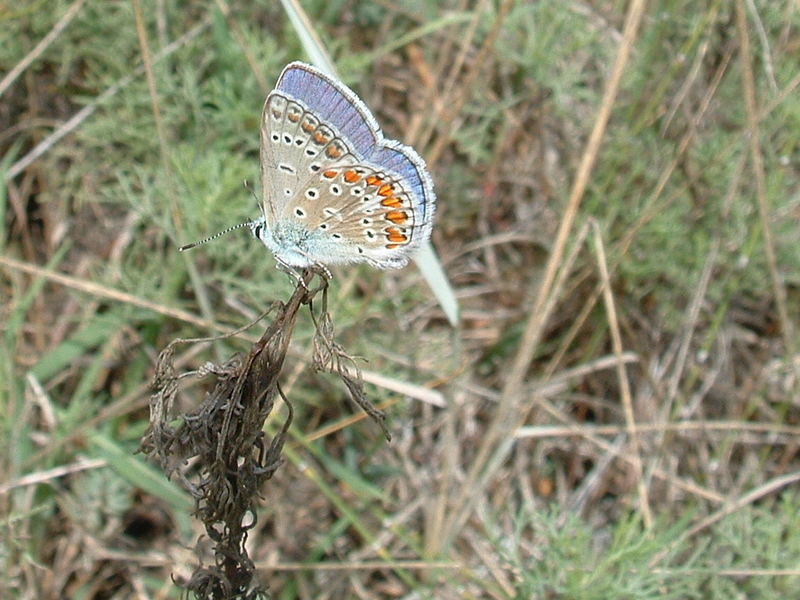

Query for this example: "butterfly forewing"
[260,93,288,225]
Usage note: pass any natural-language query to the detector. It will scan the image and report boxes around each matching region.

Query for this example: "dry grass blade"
[212,0,269,91]
[278,0,336,75]
[592,221,651,526]
[0,255,220,331]
[0,0,86,98]
[735,0,796,369]
[516,420,800,439]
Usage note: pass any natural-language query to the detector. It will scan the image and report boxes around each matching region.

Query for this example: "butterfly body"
[255,62,435,269]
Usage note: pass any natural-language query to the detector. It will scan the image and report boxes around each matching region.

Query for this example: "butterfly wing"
[261,92,350,222]
[259,62,435,268]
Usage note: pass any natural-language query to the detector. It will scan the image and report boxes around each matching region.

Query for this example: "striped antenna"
[178,221,253,252]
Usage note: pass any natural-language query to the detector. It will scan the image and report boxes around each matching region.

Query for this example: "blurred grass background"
[2,0,800,598]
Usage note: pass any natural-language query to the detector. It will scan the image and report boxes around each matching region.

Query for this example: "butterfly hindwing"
[297,165,418,257]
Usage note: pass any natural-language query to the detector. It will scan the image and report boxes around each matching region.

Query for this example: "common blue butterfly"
[250,62,435,270]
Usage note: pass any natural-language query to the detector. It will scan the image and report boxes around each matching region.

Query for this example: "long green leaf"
[278,0,460,325]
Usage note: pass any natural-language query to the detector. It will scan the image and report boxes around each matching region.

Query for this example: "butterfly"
[248,61,435,271]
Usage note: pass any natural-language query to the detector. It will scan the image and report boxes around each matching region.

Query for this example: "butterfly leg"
[274,257,309,289]
[293,248,333,281]
[310,261,333,281]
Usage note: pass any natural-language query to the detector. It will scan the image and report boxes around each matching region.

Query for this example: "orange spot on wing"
[344,170,360,183]
[386,227,408,244]
[287,112,300,122]
[385,210,407,224]
[378,184,394,197]
[323,170,338,179]
[326,145,342,158]
[313,131,329,144]
[380,196,402,208]
[302,121,315,132]
[366,175,383,186]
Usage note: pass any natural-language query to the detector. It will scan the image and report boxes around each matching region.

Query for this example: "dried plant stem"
[144,275,318,598]
[0,0,86,98]
[735,0,796,366]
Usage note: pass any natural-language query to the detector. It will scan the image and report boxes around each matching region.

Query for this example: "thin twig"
[592,221,652,526]
[0,0,86,98]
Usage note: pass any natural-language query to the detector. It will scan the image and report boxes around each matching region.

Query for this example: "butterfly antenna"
[178,221,253,252]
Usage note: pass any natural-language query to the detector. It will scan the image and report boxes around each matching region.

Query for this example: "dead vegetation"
[2,1,799,598]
